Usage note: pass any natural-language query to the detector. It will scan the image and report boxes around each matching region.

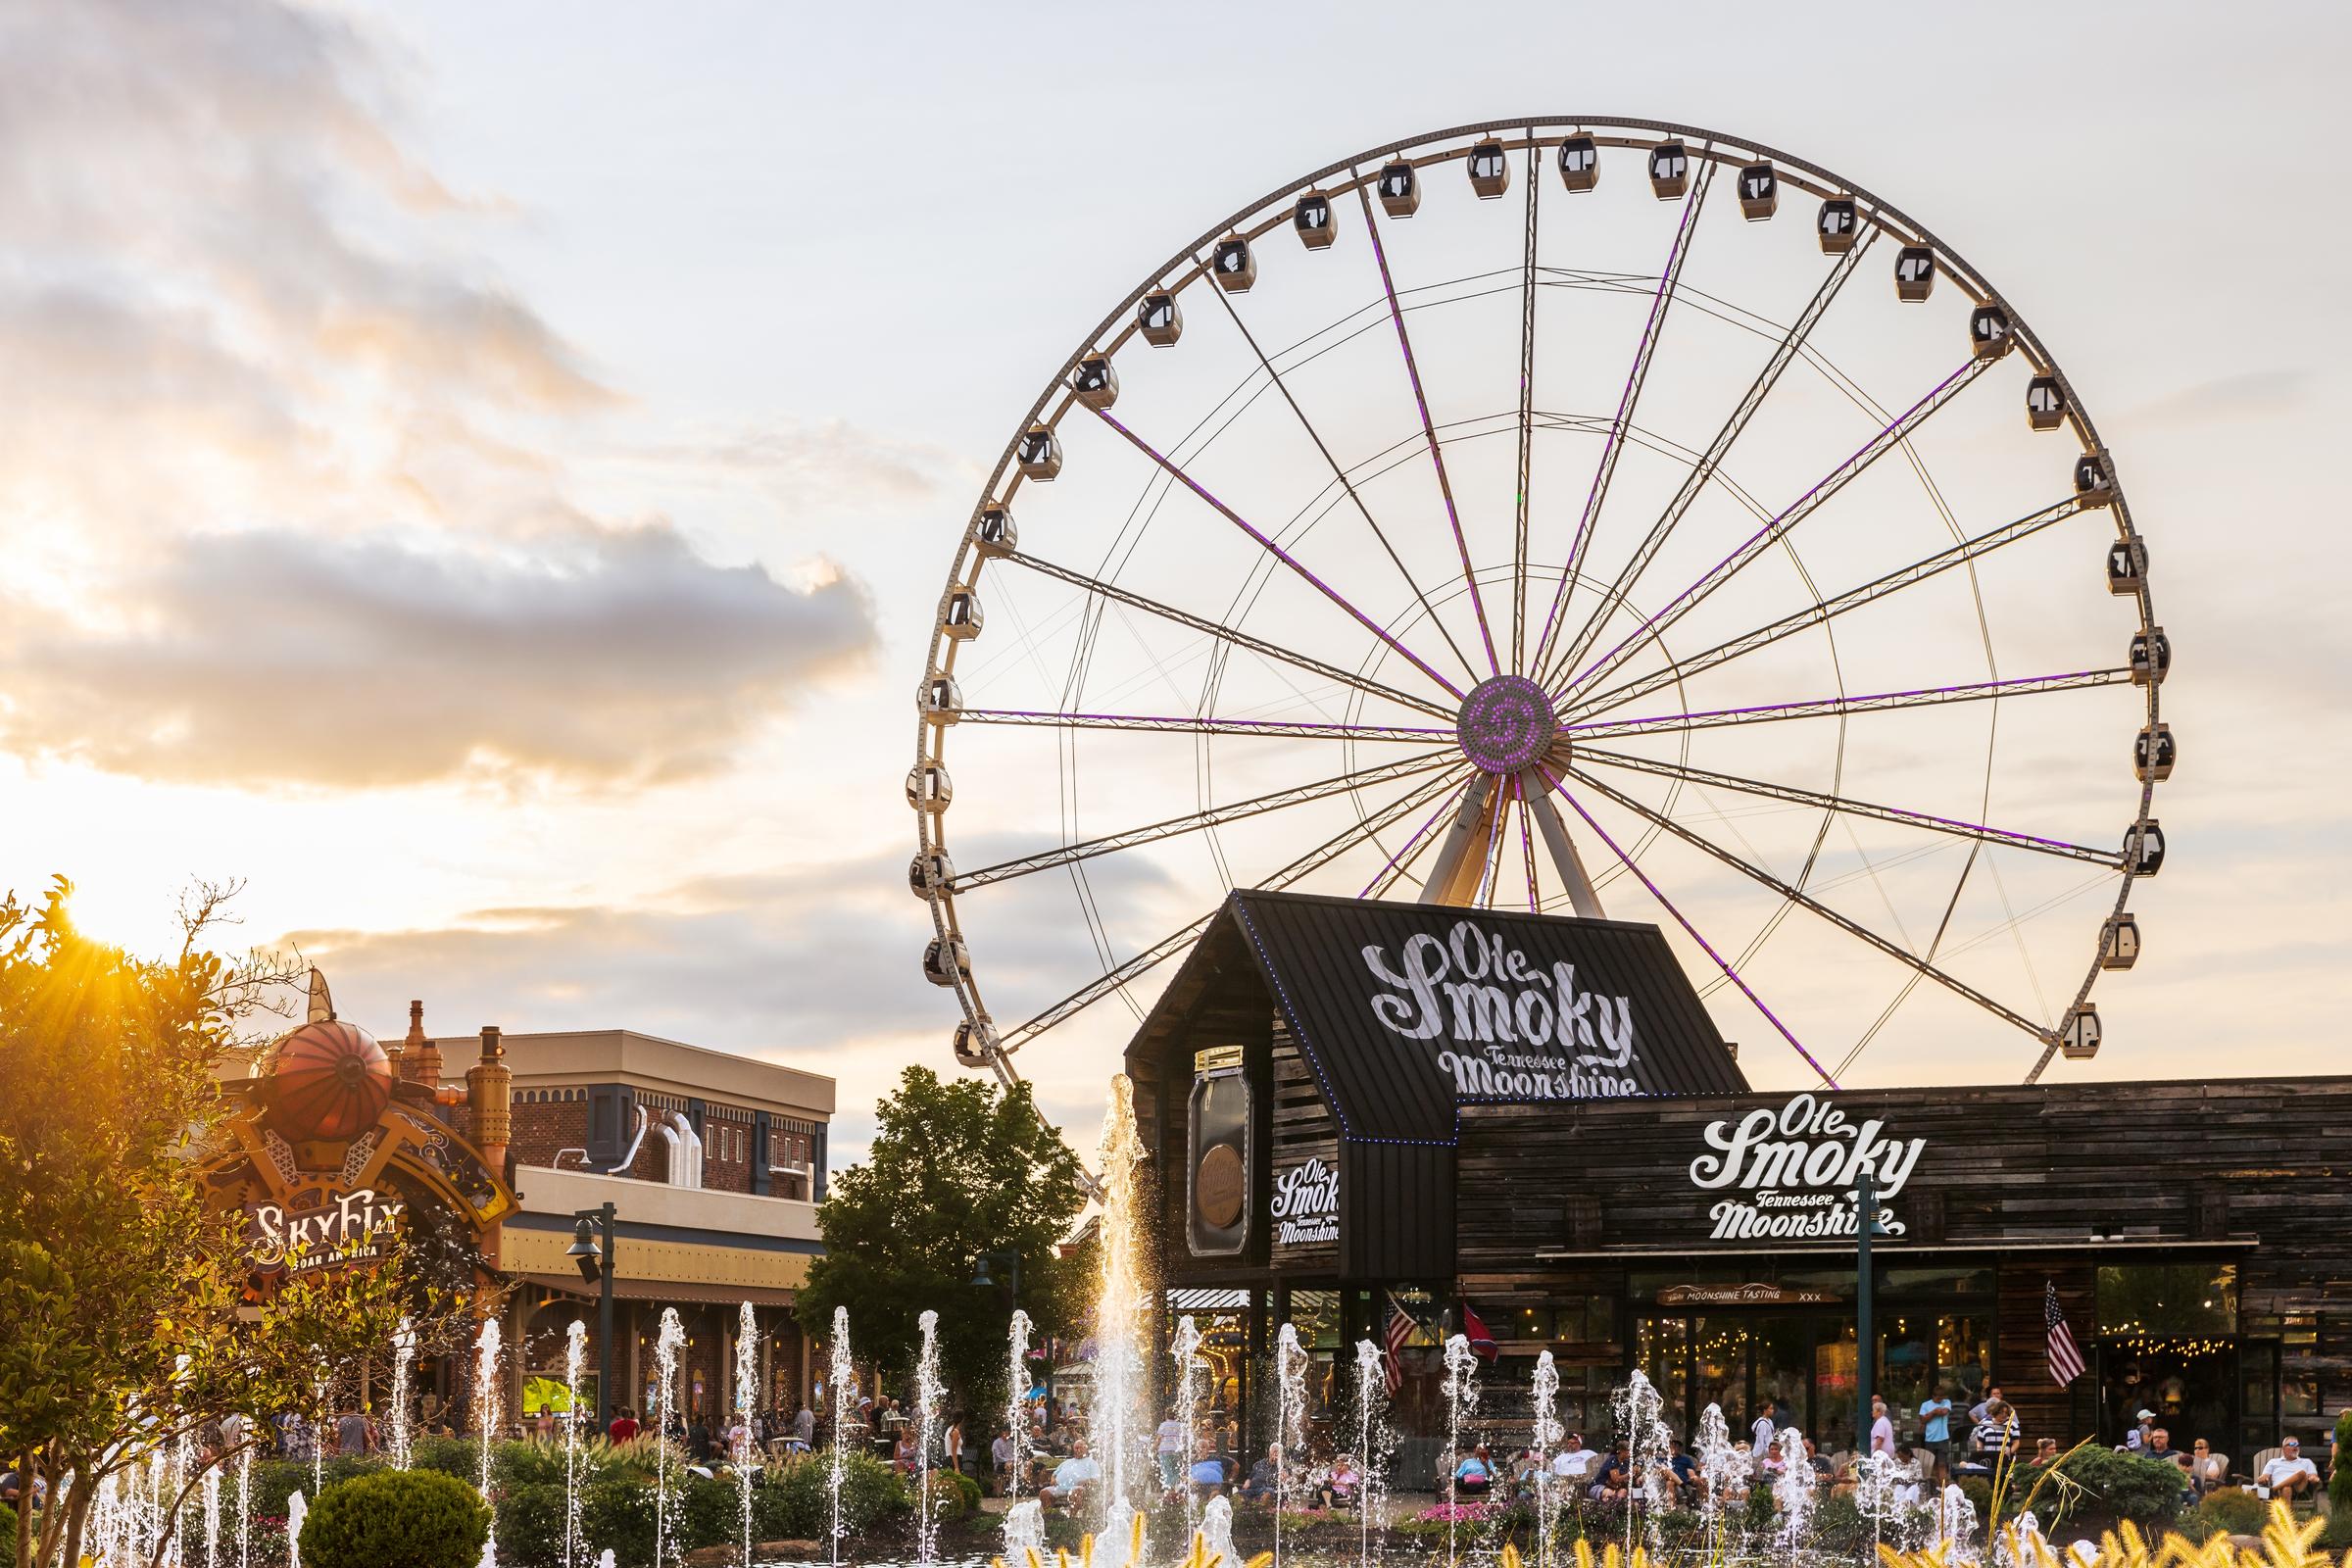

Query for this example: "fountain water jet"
[1611,1367,1667,1559]
[1003,1498,1045,1566]
[475,1319,506,1568]
[1090,1077,1150,1552]
[654,1308,686,1568]
[1440,1334,1479,1568]
[827,1306,854,1568]
[1349,1339,1390,1568]
[1170,1317,1203,1537]
[235,1440,253,1568]
[735,1304,759,1568]
[1274,1324,1309,1568]
[913,1308,944,1564]
[1003,1308,1034,1507]
[284,1491,308,1568]
[1531,1351,1562,1568]
[391,1318,417,1470]
[202,1457,221,1568]
[1694,1402,1740,1550]
[1770,1419,1813,1550]
[564,1320,589,1568]
[1199,1495,1235,1568]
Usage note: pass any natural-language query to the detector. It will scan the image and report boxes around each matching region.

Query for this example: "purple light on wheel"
[1455,675,1559,772]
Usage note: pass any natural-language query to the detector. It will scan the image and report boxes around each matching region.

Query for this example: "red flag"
[1382,1297,1414,1396]
[1460,1298,1498,1364]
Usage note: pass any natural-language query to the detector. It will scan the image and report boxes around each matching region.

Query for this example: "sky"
[3,0,2346,1178]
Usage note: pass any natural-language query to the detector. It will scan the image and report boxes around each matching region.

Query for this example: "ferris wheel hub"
[1455,674,1561,774]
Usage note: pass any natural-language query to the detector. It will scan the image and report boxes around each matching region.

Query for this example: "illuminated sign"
[1687,1093,1924,1243]
[244,1186,405,1273]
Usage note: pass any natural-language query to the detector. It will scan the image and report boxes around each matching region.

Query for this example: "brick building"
[397,1015,836,1431]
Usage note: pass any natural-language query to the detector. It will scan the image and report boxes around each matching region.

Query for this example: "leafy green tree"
[795,1067,1089,1411]
[0,879,419,1568]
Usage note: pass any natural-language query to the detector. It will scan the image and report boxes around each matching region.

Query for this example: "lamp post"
[1855,1169,1890,1451]
[969,1250,1022,1306]
[567,1203,617,1429]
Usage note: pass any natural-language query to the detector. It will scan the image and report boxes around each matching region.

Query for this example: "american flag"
[2046,1280,2085,1386]
[1382,1296,1416,1396]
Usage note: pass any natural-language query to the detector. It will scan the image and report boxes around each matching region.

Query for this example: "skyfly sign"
[1229,891,1747,1143]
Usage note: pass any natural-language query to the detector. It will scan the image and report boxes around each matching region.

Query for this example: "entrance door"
[1755,1317,1811,1451]
[2240,1339,2279,1468]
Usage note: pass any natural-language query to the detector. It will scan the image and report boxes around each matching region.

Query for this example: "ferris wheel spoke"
[959,709,1452,743]
[1001,548,1454,721]
[950,750,1460,892]
[1085,404,1469,702]
[1362,769,1479,899]
[1542,227,1881,689]
[1354,175,1501,679]
[1566,494,2091,721]
[1195,258,1485,689]
[1557,354,1996,702]
[1533,764,1837,1088]
[1511,131,1541,674]
[1574,747,2126,868]
[994,763,1466,1053]
[1560,762,2053,1046]
[1527,157,1717,681]
[1565,667,2131,742]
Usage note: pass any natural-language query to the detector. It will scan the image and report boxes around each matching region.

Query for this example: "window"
[2095,1263,2237,1335]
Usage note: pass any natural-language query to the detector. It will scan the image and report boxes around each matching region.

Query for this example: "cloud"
[0,522,875,785]
[0,0,897,788]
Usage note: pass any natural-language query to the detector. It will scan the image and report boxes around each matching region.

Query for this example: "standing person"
[1918,1385,1953,1484]
[1156,1411,1187,1491]
[1970,1385,2005,1426]
[945,1414,965,1478]
[793,1402,815,1452]
[727,1411,753,1466]
[534,1409,557,1443]
[1969,1400,2018,1478]
[1750,1406,1777,1472]
[610,1406,640,1444]
[1870,1398,1896,1461]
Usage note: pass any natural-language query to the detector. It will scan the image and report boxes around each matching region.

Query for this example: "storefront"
[1130,890,2352,1478]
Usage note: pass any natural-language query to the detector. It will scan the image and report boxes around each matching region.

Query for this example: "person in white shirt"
[1751,1410,1777,1470]
[726,1418,752,1463]
[2259,1439,2320,1501]
[1869,1398,1895,1459]
[1550,1434,1599,1481]
[1045,1440,1101,1511]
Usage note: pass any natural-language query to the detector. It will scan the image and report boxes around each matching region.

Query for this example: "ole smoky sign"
[1361,916,1647,1100]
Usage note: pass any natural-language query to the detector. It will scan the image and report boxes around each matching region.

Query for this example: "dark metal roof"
[1214,890,1750,1144]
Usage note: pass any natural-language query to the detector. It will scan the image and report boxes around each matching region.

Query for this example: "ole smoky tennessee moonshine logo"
[1360,917,1643,1100]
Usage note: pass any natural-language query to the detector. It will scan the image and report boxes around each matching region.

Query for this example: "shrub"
[579,1480,656,1567]
[755,1452,907,1542]
[914,1470,967,1523]
[0,1502,16,1547]
[2196,1487,2267,1538]
[249,1457,378,1521]
[2030,1448,2189,1525]
[2332,1411,2352,1526]
[408,1437,479,1483]
[301,1469,489,1568]
[680,1475,737,1550]
[493,1483,567,1567]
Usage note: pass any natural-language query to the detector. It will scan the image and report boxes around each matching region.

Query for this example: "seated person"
[1239,1443,1285,1503]
[1890,1446,1925,1507]
[1453,1444,1495,1498]
[1323,1452,1359,1509]
[991,1426,1020,1497]
[1042,1441,1101,1512]
[2145,1430,2189,1471]
[1667,1440,1699,1505]
[1803,1438,1833,1481]
[1550,1434,1600,1485]
[1188,1438,1229,1496]
[1758,1437,1788,1478]
[2258,1439,2320,1502]
[1592,1442,1633,1502]
[2187,1440,2229,1496]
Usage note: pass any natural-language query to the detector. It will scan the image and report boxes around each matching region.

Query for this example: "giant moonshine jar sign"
[1688,1093,1926,1242]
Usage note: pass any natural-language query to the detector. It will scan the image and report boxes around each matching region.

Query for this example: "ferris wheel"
[908,117,2167,1099]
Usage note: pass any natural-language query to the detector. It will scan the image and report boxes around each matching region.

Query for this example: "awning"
[513,1272,799,1308]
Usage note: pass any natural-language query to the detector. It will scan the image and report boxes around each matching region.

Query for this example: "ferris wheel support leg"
[1520,771,1607,920]
[1419,774,1500,906]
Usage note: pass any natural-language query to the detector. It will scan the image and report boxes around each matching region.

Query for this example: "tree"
[794,1067,1089,1414]
[0,879,421,1568]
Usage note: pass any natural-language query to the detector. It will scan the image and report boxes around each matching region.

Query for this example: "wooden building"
[1129,891,2352,1483]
